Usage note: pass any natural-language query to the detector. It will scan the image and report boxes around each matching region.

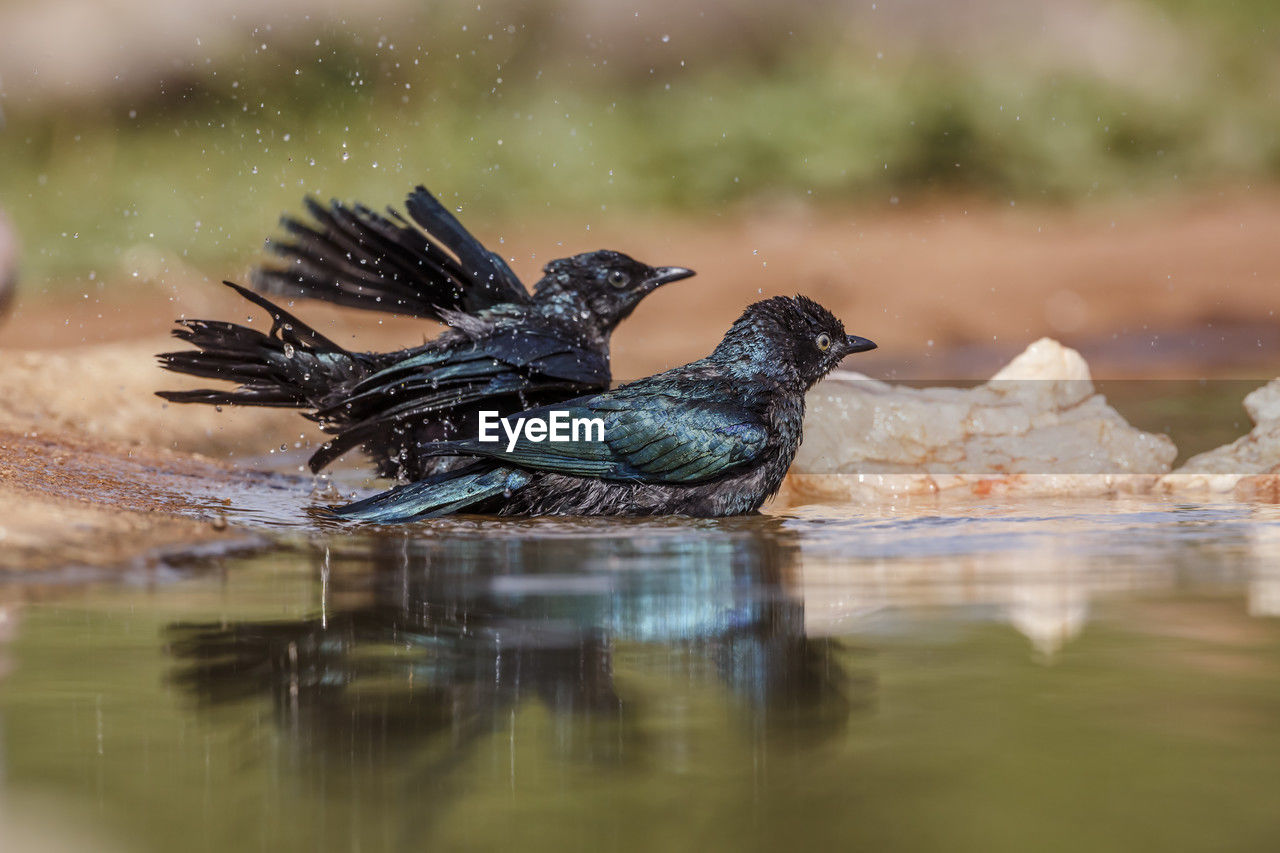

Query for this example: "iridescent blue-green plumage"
[156,185,693,479]
[333,295,877,521]
[428,389,768,482]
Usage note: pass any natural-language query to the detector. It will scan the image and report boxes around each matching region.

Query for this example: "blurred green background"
[1,0,1278,285]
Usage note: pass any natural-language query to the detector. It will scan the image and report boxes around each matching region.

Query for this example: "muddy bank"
[0,425,309,573]
[0,341,321,457]
[0,339,279,573]
[0,427,229,573]
[0,334,350,575]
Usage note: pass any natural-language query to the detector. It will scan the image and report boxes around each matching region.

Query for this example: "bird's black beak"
[843,334,877,354]
[646,266,696,288]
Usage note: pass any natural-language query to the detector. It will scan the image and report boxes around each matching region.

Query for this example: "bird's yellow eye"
[607,270,630,288]
[815,333,832,352]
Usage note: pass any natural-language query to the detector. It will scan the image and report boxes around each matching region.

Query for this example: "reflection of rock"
[1158,381,1280,497]
[1249,567,1280,618]
[1004,572,1089,659]
[789,502,1171,659]
[1247,522,1280,618]
[787,338,1176,502]
[788,496,1258,659]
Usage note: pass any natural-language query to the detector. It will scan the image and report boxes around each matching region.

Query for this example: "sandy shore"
[0,348,312,575]
[0,427,246,575]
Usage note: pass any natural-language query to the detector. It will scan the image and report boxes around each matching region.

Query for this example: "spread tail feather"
[330,465,531,523]
[157,281,370,411]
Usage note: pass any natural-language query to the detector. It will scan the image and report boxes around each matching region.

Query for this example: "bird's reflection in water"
[166,518,872,807]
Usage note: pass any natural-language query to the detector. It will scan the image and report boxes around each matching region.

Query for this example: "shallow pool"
[3,497,1280,851]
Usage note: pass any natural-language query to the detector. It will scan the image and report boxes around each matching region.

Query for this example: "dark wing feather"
[304,332,610,473]
[253,186,529,319]
[156,281,368,409]
[402,187,526,307]
[326,329,609,424]
[346,326,608,392]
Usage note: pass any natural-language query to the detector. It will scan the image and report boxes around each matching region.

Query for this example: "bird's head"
[533,250,695,332]
[716,295,876,390]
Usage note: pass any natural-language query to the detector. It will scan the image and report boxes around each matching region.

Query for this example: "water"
[4,498,1280,851]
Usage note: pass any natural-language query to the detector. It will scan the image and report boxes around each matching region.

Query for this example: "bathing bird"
[332,294,876,521]
[157,186,694,479]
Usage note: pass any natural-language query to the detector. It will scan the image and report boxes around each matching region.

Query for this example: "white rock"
[786,338,1177,502]
[1157,379,1280,495]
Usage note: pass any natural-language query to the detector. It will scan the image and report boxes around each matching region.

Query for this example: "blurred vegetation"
[0,0,1278,283]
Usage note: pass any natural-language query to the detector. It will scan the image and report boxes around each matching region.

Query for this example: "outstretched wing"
[328,326,610,423]
[253,185,528,319]
[431,391,770,484]
[305,329,611,472]
[402,188,526,306]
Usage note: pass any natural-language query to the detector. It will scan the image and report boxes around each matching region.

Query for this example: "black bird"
[157,186,694,479]
[333,294,876,521]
